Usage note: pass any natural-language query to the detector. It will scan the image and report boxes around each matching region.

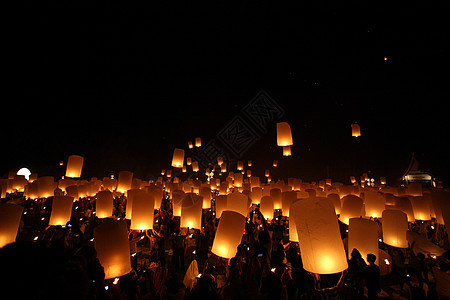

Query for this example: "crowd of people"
[1,190,450,300]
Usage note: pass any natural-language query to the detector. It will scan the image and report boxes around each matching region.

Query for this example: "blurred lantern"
[16,167,31,181]
[66,185,79,201]
[380,177,387,185]
[171,190,185,217]
[130,190,155,230]
[327,193,342,214]
[180,193,203,228]
[273,160,278,167]
[125,189,140,219]
[348,218,379,265]
[227,192,249,217]
[283,146,291,156]
[351,123,361,137]
[186,157,192,165]
[182,166,187,173]
[265,169,270,178]
[171,148,185,168]
[0,204,24,248]
[217,157,223,166]
[270,188,282,210]
[49,196,74,226]
[246,170,252,178]
[94,219,132,279]
[406,183,423,197]
[288,200,300,242]
[250,176,260,189]
[166,170,172,178]
[234,173,243,188]
[96,190,114,218]
[339,195,364,225]
[195,137,201,147]
[364,190,385,219]
[211,211,246,258]
[277,122,293,146]
[192,162,199,172]
[188,141,193,149]
[382,210,408,248]
[249,187,262,205]
[221,163,227,173]
[117,171,133,193]
[247,160,252,167]
[65,155,84,178]
[350,176,356,184]
[281,191,297,217]
[260,196,274,220]
[12,175,27,192]
[292,197,348,274]
[237,161,243,171]
[37,176,56,198]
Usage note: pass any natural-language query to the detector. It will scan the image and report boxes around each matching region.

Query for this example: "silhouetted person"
[366,253,380,300]
[348,248,367,299]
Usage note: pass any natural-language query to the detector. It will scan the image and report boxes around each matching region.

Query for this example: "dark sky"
[6,1,449,185]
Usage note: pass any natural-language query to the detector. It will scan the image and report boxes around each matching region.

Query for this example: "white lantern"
[171,148,185,168]
[0,204,24,247]
[117,171,133,193]
[180,193,203,228]
[226,191,249,217]
[277,122,293,146]
[211,210,246,258]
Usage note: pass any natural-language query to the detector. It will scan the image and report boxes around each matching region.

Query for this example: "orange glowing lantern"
[211,210,246,258]
[0,204,24,248]
[94,219,132,279]
[364,190,385,219]
[180,193,203,228]
[49,196,74,226]
[227,191,249,217]
[283,146,291,156]
[200,187,211,209]
[237,161,243,171]
[195,137,201,147]
[192,162,199,172]
[171,189,185,217]
[292,197,348,274]
[37,176,56,198]
[65,155,84,178]
[270,188,282,210]
[130,190,155,230]
[188,141,193,149]
[260,196,274,220]
[409,196,432,221]
[281,191,297,217]
[171,148,185,168]
[117,171,133,193]
[277,122,293,146]
[351,123,361,137]
[96,190,114,218]
[215,195,228,218]
[273,160,278,167]
[382,209,408,248]
[339,195,364,225]
[327,193,342,214]
[348,218,379,264]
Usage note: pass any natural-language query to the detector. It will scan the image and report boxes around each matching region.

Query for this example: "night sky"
[7,2,449,185]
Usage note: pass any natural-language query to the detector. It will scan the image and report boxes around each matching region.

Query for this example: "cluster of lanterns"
[1,122,449,280]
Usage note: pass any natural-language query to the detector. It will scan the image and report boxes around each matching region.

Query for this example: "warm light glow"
[195,137,201,147]
[277,122,293,146]
[382,209,408,248]
[16,168,31,181]
[282,146,291,156]
[351,123,361,137]
[65,155,84,178]
[171,148,185,168]
[211,211,246,258]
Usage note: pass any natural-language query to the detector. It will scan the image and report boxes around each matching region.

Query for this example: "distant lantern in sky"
[351,123,361,137]
[195,137,201,147]
[117,171,133,193]
[188,141,193,149]
[265,169,270,177]
[94,219,132,279]
[277,122,293,146]
[273,160,278,167]
[211,210,246,259]
[65,155,84,178]
[382,209,408,248]
[237,161,243,171]
[192,161,199,172]
[0,204,24,248]
[171,148,185,168]
[292,197,348,274]
[283,146,291,156]
[130,190,155,230]
[49,196,74,226]
[217,157,223,166]
[247,160,252,167]
[96,190,114,218]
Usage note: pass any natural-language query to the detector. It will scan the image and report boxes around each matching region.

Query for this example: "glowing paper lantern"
[192,162,199,172]
[94,219,131,279]
[227,192,249,217]
[283,146,291,156]
[292,197,348,274]
[215,195,228,218]
[37,176,56,198]
[117,171,133,193]
[364,190,385,219]
[382,210,408,248]
[247,160,252,167]
[171,190,185,217]
[380,177,387,185]
[49,196,74,226]
[260,196,274,220]
[277,122,293,146]
[391,196,415,222]
[351,123,361,137]
[327,193,342,214]
[171,148,185,168]
[200,187,211,209]
[237,161,243,171]
[16,168,31,181]
[65,155,84,178]
[348,218,379,264]
[195,137,201,147]
[270,188,282,210]
[265,169,270,177]
[288,200,300,242]
[130,190,155,230]
[96,190,114,218]
[409,196,432,221]
[188,141,193,149]
[273,160,278,167]
[234,173,243,188]
[249,187,262,204]
[211,211,246,258]
[406,183,422,197]
[339,195,364,225]
[0,204,24,247]
[281,191,297,217]
[180,193,203,228]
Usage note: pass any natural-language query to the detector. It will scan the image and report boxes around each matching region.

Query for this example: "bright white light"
[17,168,31,180]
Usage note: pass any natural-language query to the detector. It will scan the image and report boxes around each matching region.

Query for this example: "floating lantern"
[270,188,282,210]
[348,218,379,265]
[281,191,297,217]
[49,196,74,226]
[12,175,27,192]
[234,173,243,188]
[351,123,361,137]
[327,193,342,214]
[37,176,56,198]
[211,210,246,258]
[192,162,199,172]
[215,195,228,218]
[391,196,415,222]
[364,190,385,219]
[265,169,270,178]
[180,193,203,228]
[249,187,262,205]
[409,196,432,221]
[65,155,84,178]
[349,176,356,184]
[0,204,24,248]
[188,141,193,149]
[382,210,408,248]
[283,146,291,156]
[237,161,243,171]
[273,160,278,167]
[217,157,223,166]
[227,192,249,217]
[130,190,155,230]
[247,160,252,167]
[380,177,387,185]
[260,196,274,220]
[195,137,201,147]
[200,187,211,209]
[288,200,300,242]
[171,189,185,217]
[277,122,293,146]
[339,195,364,225]
[117,171,133,193]
[96,190,114,218]
[221,163,227,173]
[292,197,348,274]
[66,185,79,201]
[171,148,185,168]
[246,170,252,178]
[406,183,423,197]
[166,170,172,178]
[186,157,192,165]
[94,219,131,279]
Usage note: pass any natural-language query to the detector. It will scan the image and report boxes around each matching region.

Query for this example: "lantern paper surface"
[292,197,348,274]
[171,190,185,217]
[281,191,297,217]
[65,155,84,178]
[215,195,228,218]
[270,188,282,210]
[0,204,24,248]
[37,176,56,198]
[288,201,300,242]
[171,148,185,168]
[49,196,74,226]
[409,196,432,221]
[339,195,364,225]
[94,219,132,279]
[277,122,293,146]
[180,193,203,228]
[96,190,114,218]
[351,123,361,137]
[211,210,246,258]
[348,218,379,264]
[364,190,385,219]
[117,171,133,193]
[260,196,274,220]
[227,192,249,217]
[382,209,408,248]
[130,190,155,230]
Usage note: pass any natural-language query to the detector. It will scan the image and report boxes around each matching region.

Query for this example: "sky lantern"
[65,185,79,201]
[49,196,74,226]
[277,122,293,146]
[0,204,24,248]
[380,177,387,185]
[273,160,278,167]
[94,219,131,279]
[117,171,133,193]
[130,190,155,230]
[171,148,185,168]
[249,187,262,204]
[211,210,246,259]
[200,186,211,209]
[339,195,364,225]
[348,218,379,265]
[221,163,227,173]
[217,157,223,166]
[260,196,274,220]
[327,193,342,214]
[283,146,291,156]
[351,123,361,137]
[265,169,270,178]
[188,141,193,149]
[234,173,243,188]
[215,195,228,218]
[409,196,432,221]
[382,209,408,248]
[391,196,415,222]
[96,190,114,218]
[292,197,348,274]
[192,161,199,172]
[195,137,201,147]
[180,193,203,228]
[227,191,249,217]
[288,200,300,242]
[349,176,356,184]
[171,189,185,217]
[12,175,27,192]
[281,191,297,217]
[270,188,282,210]
[364,190,385,219]
[186,157,192,165]
[37,176,56,198]
[237,161,243,171]
[65,155,84,178]
[406,183,423,197]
